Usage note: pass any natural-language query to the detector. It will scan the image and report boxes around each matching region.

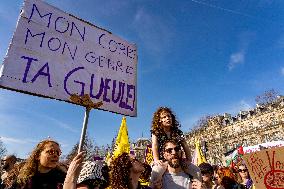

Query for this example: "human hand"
[64,151,85,183]
[150,179,162,189]
[154,160,165,166]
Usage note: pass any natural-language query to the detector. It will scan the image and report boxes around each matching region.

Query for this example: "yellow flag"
[194,139,207,165]
[144,144,154,165]
[112,117,130,159]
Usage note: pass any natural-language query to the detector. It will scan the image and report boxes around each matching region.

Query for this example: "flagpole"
[78,107,90,153]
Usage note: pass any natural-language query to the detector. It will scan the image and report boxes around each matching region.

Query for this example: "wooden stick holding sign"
[70,94,103,153]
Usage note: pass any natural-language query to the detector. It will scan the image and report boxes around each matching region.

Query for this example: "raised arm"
[181,139,192,162]
[63,151,85,189]
[152,134,160,163]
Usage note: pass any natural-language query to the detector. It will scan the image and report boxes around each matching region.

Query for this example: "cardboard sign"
[0,0,137,116]
[243,146,284,189]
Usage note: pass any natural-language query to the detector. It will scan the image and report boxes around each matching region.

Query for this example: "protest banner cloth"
[243,140,284,154]
[243,146,284,189]
[144,144,153,165]
[0,0,137,117]
[192,139,207,166]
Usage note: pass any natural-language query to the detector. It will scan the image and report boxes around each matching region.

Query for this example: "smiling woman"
[16,139,66,189]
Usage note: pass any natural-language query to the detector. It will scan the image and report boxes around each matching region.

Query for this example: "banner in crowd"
[243,140,284,154]
[224,146,244,167]
[192,139,207,166]
[144,144,153,165]
[0,0,137,116]
[224,140,284,167]
[243,146,284,189]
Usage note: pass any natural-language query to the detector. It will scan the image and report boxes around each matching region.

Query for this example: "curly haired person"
[150,107,201,182]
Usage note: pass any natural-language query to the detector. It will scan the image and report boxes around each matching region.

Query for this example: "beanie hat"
[77,161,106,184]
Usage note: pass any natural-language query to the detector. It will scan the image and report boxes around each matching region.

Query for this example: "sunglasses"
[45,149,61,156]
[238,169,248,173]
[165,146,181,154]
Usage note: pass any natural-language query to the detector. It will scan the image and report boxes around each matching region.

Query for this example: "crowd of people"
[0,107,255,189]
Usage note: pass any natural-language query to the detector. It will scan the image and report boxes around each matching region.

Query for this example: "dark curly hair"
[199,162,214,174]
[109,153,132,189]
[151,107,182,137]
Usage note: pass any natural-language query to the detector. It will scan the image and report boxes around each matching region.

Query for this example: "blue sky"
[0,0,284,158]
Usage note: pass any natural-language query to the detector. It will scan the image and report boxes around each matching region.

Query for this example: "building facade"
[185,96,284,165]
[132,137,151,162]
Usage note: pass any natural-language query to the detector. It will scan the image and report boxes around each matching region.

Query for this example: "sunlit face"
[215,174,221,185]
[38,142,61,171]
[201,172,213,183]
[163,142,182,168]
[1,156,12,170]
[238,165,249,179]
[129,156,145,173]
[159,111,172,128]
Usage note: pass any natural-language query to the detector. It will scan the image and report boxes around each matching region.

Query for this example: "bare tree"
[0,138,7,159]
[192,115,213,130]
[255,89,279,105]
[65,133,95,164]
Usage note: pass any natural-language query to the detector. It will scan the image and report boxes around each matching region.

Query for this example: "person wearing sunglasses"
[151,107,192,166]
[237,165,254,189]
[17,139,66,189]
[151,139,196,189]
[150,107,201,183]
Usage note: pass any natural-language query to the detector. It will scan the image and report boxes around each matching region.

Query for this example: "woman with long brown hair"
[17,139,66,189]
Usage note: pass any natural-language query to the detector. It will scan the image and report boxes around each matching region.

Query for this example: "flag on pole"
[105,151,111,164]
[193,139,207,166]
[144,144,154,165]
[112,117,130,159]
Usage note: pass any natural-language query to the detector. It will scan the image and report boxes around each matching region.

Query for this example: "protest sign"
[243,146,284,189]
[0,0,137,116]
